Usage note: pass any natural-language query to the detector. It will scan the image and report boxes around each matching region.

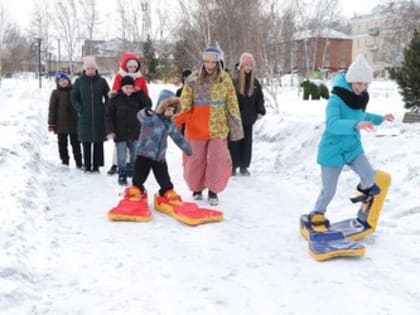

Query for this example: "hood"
[119,53,141,72]
[332,73,353,92]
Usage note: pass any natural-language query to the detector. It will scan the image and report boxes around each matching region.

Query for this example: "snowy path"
[35,139,420,314]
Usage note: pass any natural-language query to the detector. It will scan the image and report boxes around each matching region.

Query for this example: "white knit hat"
[345,54,373,83]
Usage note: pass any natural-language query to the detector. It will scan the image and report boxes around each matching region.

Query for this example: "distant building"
[81,38,144,73]
[350,12,390,74]
[292,28,353,74]
[350,5,415,75]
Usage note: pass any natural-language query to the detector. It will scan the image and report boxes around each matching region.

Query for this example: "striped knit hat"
[202,46,222,62]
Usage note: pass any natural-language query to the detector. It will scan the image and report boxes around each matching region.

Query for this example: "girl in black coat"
[48,71,82,168]
[229,53,266,176]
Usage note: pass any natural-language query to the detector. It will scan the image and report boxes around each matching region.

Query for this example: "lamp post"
[35,37,42,88]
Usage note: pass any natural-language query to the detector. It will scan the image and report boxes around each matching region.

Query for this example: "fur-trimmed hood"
[119,52,141,72]
[155,89,181,114]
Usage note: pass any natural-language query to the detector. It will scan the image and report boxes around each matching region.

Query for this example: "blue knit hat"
[202,46,222,62]
[156,89,181,114]
[55,71,70,82]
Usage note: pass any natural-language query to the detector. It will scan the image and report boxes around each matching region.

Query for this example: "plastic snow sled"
[300,214,365,261]
[154,190,223,226]
[330,170,391,241]
[108,186,152,222]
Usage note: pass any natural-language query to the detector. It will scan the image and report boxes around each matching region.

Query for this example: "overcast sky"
[4,0,382,33]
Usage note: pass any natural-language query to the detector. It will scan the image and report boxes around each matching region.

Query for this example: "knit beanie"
[345,54,373,83]
[83,55,97,70]
[239,52,256,67]
[120,75,135,88]
[156,89,181,114]
[202,46,222,62]
[126,59,139,68]
[55,70,70,82]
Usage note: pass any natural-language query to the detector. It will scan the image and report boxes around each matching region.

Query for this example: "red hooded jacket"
[111,52,149,95]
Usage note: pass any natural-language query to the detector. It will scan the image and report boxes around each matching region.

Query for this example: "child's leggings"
[313,153,376,214]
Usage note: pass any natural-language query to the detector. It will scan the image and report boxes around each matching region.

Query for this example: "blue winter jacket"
[317,73,384,167]
[137,109,192,161]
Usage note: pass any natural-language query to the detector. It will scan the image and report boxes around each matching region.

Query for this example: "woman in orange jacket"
[175,46,243,206]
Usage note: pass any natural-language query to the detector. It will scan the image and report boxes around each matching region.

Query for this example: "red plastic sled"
[108,186,152,222]
[154,190,223,225]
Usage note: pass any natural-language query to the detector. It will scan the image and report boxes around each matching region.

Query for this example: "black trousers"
[82,142,104,170]
[228,124,253,168]
[57,133,82,166]
[133,155,173,196]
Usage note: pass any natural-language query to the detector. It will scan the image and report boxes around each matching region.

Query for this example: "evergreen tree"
[173,40,196,75]
[389,30,420,109]
[155,50,176,81]
[142,35,158,82]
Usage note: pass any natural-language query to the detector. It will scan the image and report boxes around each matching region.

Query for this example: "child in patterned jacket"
[132,89,192,200]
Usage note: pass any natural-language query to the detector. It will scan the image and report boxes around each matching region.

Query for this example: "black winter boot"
[107,164,118,175]
[118,170,127,186]
[208,190,218,206]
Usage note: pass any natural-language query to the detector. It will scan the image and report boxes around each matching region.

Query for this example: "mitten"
[48,124,57,133]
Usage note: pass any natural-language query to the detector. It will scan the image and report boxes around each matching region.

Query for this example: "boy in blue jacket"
[132,90,192,200]
[309,54,394,224]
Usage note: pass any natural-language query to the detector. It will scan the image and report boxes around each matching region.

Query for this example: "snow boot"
[300,211,331,242]
[350,183,380,204]
[231,166,237,176]
[107,164,118,175]
[192,191,203,200]
[118,170,128,186]
[108,186,151,222]
[126,162,134,178]
[239,167,250,176]
[208,190,219,206]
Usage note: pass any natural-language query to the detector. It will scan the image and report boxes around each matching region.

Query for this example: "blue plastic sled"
[300,214,365,261]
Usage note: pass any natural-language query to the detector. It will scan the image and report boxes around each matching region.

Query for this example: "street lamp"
[35,37,42,88]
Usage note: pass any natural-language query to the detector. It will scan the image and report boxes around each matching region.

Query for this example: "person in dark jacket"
[71,56,110,173]
[106,76,152,185]
[229,52,266,176]
[175,69,192,135]
[175,69,192,97]
[48,71,82,168]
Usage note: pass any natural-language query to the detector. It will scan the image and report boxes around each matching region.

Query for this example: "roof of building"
[294,28,351,40]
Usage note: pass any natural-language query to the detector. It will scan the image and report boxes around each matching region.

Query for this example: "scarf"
[118,68,143,79]
[331,86,369,111]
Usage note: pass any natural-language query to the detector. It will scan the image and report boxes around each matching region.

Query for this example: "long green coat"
[71,71,110,142]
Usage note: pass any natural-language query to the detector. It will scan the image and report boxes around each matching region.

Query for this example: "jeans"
[116,140,139,172]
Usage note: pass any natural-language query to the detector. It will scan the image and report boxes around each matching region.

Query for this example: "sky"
[4,0,383,32]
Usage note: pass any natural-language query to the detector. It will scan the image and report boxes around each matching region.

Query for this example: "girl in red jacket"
[108,52,149,175]
[111,52,148,95]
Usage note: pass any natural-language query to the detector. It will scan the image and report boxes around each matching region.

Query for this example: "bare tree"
[293,0,345,76]
[78,0,100,55]
[1,25,33,76]
[52,0,80,74]
[380,1,420,66]
[0,1,7,86]
[115,0,130,50]
[28,1,53,72]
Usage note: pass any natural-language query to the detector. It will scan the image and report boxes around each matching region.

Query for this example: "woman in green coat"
[71,56,110,173]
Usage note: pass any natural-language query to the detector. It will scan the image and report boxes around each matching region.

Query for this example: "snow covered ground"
[0,77,419,314]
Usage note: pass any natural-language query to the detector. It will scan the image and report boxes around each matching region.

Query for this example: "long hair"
[238,67,255,97]
[198,62,222,82]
